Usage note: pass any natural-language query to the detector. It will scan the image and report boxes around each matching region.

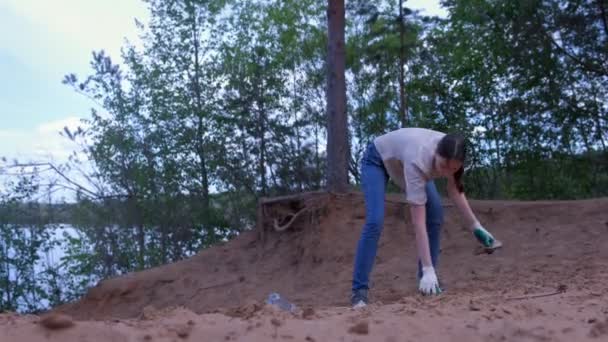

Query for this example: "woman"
[351,127,500,308]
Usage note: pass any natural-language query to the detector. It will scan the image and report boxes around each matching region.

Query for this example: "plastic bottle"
[266,292,296,313]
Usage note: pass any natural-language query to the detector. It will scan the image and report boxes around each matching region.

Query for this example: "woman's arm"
[409,204,432,267]
[447,177,497,247]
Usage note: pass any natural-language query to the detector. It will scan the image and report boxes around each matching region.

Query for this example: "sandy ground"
[2,290,608,341]
[1,193,607,341]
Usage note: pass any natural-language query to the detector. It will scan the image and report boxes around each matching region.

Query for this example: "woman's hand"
[419,266,442,295]
[472,224,496,248]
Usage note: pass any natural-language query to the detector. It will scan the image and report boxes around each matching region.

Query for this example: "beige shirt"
[373,128,445,205]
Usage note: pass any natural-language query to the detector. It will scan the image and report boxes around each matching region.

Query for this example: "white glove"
[473,224,496,248]
[419,266,442,295]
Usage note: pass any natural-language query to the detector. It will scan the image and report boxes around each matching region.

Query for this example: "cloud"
[404,0,448,17]
[0,116,88,163]
[0,0,148,75]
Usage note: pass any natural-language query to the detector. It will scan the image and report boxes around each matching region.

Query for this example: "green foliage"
[433,0,608,198]
[0,175,68,313]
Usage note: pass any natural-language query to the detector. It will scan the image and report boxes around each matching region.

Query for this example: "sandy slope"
[1,193,607,341]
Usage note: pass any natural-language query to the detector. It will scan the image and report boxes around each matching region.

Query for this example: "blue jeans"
[352,142,444,291]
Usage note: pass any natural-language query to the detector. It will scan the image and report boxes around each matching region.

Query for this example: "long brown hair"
[436,133,467,193]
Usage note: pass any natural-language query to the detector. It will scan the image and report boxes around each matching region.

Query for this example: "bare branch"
[6,162,100,199]
[543,29,608,77]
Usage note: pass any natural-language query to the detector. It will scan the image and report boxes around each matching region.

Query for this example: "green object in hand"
[473,227,495,247]
[435,285,442,294]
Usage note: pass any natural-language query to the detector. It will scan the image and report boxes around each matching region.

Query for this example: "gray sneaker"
[351,289,368,308]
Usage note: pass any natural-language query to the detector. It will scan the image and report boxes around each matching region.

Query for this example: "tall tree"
[326,0,349,192]
[398,0,408,127]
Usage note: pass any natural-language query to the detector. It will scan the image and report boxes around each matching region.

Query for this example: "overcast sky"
[0,0,447,165]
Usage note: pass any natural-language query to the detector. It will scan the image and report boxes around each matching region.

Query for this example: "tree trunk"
[2,239,11,308]
[259,80,267,196]
[326,0,349,193]
[137,224,145,269]
[293,63,304,191]
[190,5,210,210]
[598,0,608,39]
[160,223,168,264]
[398,0,408,128]
[315,118,321,189]
[254,54,268,197]
[591,87,607,152]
